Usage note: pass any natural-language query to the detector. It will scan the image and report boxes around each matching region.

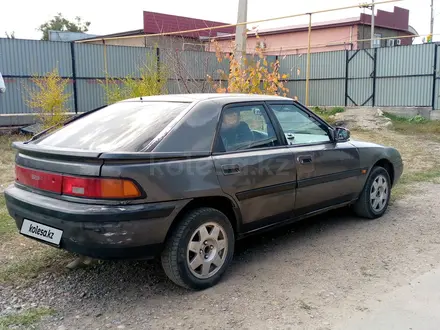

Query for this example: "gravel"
[333,107,394,130]
[1,182,440,329]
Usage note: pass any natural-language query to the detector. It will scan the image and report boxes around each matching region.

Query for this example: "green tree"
[38,13,91,41]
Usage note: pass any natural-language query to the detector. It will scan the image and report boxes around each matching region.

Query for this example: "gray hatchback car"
[5,94,403,289]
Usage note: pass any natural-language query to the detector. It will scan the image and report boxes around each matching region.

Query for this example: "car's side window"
[269,103,331,145]
[215,104,279,152]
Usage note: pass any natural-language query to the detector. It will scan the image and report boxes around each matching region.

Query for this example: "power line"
[76,0,402,43]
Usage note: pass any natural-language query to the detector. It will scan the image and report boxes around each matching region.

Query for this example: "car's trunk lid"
[13,141,104,196]
[14,141,103,175]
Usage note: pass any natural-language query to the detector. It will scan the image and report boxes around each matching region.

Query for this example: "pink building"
[210,6,417,55]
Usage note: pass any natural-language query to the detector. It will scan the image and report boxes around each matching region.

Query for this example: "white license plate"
[20,219,63,245]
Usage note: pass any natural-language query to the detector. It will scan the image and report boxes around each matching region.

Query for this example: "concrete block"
[431,111,440,121]
[418,107,433,119]
[379,107,429,119]
[343,106,434,119]
[0,114,37,127]
[0,112,81,127]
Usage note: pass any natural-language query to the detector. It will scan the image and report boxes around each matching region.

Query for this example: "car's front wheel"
[161,207,235,290]
[353,166,392,219]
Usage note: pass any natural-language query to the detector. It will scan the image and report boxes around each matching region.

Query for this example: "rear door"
[267,102,361,215]
[212,102,296,233]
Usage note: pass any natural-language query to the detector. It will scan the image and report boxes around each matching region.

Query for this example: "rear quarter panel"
[100,156,227,203]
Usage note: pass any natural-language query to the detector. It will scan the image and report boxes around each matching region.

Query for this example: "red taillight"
[15,165,141,199]
[62,176,141,199]
[62,176,101,197]
[15,165,63,194]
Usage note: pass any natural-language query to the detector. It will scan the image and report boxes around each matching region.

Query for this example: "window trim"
[211,101,287,155]
[265,101,337,147]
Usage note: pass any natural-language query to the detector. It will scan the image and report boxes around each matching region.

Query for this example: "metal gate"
[345,49,376,106]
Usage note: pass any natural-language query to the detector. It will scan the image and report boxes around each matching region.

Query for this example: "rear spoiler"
[12,142,102,160]
[13,142,210,162]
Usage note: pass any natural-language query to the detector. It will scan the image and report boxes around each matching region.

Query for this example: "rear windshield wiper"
[25,105,108,144]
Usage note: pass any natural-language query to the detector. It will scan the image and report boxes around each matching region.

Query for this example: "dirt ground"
[1,121,440,329]
[2,182,440,330]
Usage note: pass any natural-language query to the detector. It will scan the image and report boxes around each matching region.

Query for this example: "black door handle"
[298,155,313,164]
[221,164,241,175]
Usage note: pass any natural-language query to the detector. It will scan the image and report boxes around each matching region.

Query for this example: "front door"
[212,103,296,233]
[267,102,361,215]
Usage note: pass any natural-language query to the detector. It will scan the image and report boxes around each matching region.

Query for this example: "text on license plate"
[20,219,63,245]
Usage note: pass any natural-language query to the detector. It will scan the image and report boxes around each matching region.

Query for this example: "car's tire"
[353,166,392,219]
[161,207,235,290]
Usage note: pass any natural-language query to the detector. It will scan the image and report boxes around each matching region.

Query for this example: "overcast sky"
[0,0,438,43]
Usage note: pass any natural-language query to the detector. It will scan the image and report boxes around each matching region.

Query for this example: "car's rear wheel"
[353,166,391,219]
[161,207,234,290]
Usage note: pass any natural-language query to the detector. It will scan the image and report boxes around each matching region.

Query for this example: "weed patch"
[0,307,54,329]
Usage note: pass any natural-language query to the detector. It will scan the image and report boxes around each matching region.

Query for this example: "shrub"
[24,68,71,129]
[408,115,427,123]
[99,55,168,105]
[311,106,345,124]
[383,112,440,135]
[207,39,290,96]
[330,107,345,115]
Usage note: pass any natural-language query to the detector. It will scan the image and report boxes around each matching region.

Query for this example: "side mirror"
[334,127,350,142]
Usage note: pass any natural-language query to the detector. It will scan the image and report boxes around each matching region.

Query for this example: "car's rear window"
[36,101,190,151]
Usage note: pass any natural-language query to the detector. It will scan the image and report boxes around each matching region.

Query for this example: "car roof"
[119,93,293,104]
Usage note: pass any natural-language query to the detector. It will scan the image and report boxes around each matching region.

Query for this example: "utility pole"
[305,13,312,107]
[370,0,375,48]
[431,0,434,41]
[235,0,248,67]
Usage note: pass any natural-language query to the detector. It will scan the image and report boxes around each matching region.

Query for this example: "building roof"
[213,17,361,40]
[359,6,410,32]
[408,25,419,36]
[143,11,235,38]
[216,6,414,40]
[252,17,361,36]
[79,29,145,41]
[79,12,235,42]
[48,31,99,42]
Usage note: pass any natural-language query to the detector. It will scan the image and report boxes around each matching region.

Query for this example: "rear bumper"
[4,186,189,260]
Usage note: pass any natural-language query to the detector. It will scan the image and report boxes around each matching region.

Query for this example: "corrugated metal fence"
[283,43,439,109]
[1,38,439,116]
